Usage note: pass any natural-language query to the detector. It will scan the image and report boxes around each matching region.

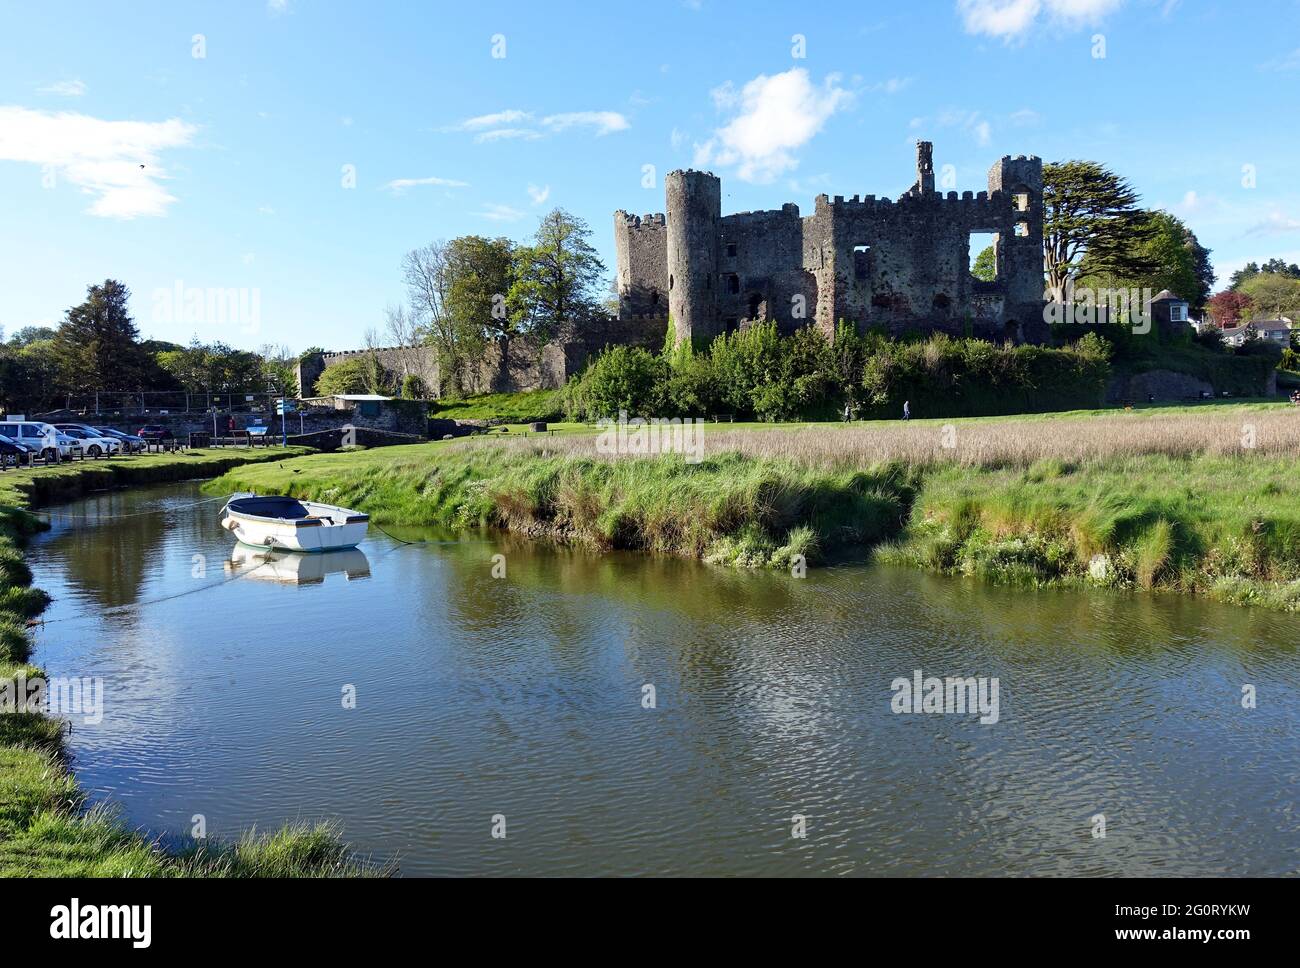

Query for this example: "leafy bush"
[563,345,665,420]
[565,326,1117,421]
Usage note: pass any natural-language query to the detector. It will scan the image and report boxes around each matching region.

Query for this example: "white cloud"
[445,108,628,142]
[268,0,289,13]
[1009,107,1041,125]
[474,128,542,143]
[1245,211,1300,236]
[527,183,550,205]
[37,79,86,97]
[451,110,533,131]
[693,68,851,184]
[383,175,470,194]
[540,111,629,135]
[956,0,1122,40]
[868,77,912,95]
[478,203,525,222]
[0,106,196,218]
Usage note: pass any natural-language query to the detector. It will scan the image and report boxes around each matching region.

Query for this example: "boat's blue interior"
[229,496,312,519]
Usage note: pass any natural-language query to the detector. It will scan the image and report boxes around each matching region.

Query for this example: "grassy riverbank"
[210,402,1300,610]
[0,447,371,876]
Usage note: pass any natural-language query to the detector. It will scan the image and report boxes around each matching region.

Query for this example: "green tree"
[1129,211,1214,310]
[51,279,155,391]
[1043,161,1158,293]
[511,209,607,342]
[1238,272,1300,320]
[0,339,61,413]
[314,358,370,395]
[971,244,996,282]
[445,235,517,344]
[5,325,57,348]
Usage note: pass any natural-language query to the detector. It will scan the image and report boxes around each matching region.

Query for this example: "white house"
[1221,318,1293,347]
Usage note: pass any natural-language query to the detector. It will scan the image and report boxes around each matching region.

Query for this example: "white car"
[54,424,121,458]
[1,419,79,462]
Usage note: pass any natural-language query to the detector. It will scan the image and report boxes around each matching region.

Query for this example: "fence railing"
[43,391,286,416]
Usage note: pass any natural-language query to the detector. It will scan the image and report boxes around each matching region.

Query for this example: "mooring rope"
[6,494,232,522]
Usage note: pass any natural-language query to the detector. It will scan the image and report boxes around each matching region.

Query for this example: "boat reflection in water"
[225,545,372,585]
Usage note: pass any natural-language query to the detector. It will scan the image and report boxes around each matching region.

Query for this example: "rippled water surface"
[26,481,1300,876]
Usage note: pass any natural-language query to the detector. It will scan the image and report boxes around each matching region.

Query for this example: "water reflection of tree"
[52,491,173,609]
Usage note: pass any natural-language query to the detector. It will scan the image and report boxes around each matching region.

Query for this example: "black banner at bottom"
[0,876,1279,954]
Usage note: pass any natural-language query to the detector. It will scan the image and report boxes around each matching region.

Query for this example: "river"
[24,480,1300,876]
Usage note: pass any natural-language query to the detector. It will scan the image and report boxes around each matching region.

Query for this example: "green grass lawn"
[1,447,372,877]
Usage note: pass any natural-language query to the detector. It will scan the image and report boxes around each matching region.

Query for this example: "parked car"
[54,424,120,457]
[1,419,78,462]
[0,433,39,468]
[55,432,85,460]
[137,424,175,442]
[94,427,147,453]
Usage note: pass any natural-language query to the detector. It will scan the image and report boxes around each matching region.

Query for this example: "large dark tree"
[1043,161,1159,293]
[51,279,155,391]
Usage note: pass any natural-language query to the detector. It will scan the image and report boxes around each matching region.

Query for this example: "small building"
[296,393,426,436]
[1150,290,1193,339]
[301,393,393,416]
[1221,318,1293,347]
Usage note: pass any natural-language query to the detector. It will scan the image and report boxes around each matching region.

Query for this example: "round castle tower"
[665,169,721,347]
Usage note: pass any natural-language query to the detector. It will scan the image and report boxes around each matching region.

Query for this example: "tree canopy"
[1043,161,1158,293]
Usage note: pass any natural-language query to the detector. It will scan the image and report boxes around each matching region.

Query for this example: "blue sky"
[1,0,1298,352]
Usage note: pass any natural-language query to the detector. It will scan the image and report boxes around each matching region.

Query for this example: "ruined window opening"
[969,232,998,282]
[726,243,737,258]
[669,274,674,290]
[932,293,951,311]
[1014,221,1029,238]
[746,293,764,320]
[1013,192,1030,212]
[725,318,738,333]
[852,245,871,281]
[726,274,740,294]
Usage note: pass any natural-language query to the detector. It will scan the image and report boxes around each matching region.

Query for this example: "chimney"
[915,140,935,195]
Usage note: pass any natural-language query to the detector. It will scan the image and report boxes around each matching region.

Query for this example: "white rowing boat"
[221,494,369,552]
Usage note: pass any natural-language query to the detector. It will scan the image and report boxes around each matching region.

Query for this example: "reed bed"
[447,407,1300,470]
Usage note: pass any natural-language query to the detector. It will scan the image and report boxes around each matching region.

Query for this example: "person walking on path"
[902,400,911,421]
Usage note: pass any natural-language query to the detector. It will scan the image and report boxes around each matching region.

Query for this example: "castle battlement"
[617,211,666,227]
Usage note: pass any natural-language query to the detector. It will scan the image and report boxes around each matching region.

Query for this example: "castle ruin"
[615,141,1047,346]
